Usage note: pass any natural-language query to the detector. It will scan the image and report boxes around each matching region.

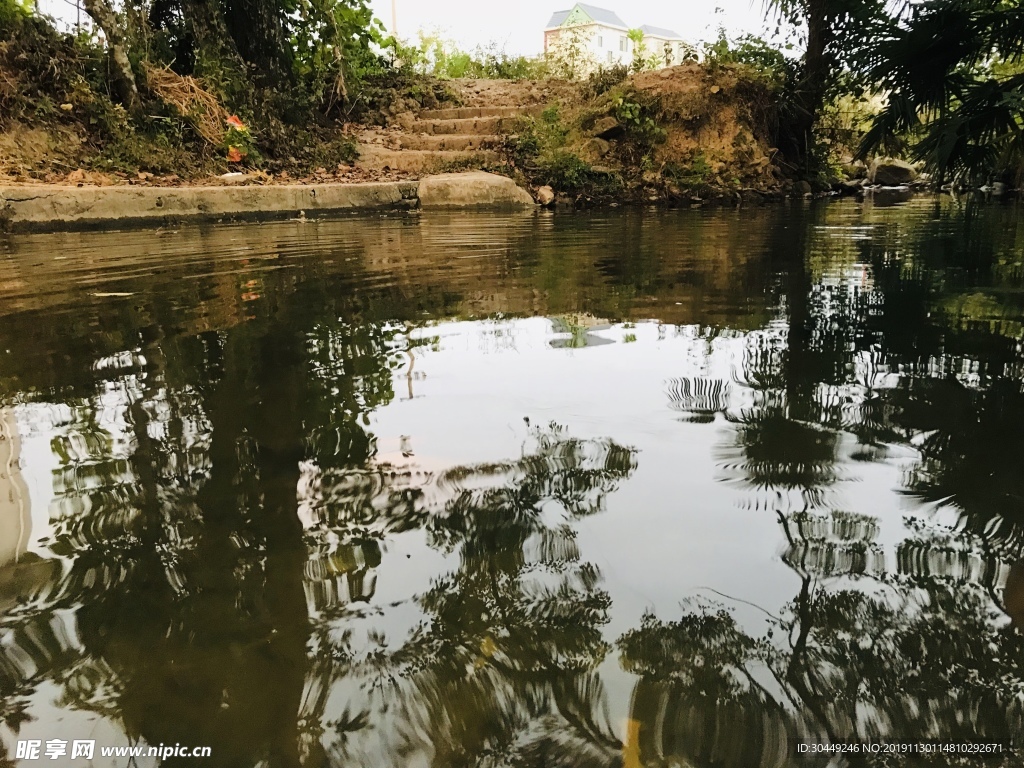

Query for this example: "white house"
[543,3,688,69]
[543,3,632,67]
[638,24,689,67]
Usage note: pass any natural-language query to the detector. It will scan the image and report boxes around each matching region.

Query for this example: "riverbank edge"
[0,171,538,232]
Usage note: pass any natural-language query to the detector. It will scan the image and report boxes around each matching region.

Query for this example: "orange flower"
[226,146,244,163]
[226,115,246,130]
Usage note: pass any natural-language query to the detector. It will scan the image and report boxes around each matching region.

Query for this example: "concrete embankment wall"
[0,181,419,232]
[0,172,536,232]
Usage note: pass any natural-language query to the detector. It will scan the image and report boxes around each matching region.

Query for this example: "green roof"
[546,3,628,30]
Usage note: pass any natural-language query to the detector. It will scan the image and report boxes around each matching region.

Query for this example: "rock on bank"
[0,172,534,231]
[417,171,536,209]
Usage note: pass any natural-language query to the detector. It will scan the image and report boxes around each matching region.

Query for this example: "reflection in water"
[0,408,30,569]
[0,200,1023,765]
[1008,562,1024,632]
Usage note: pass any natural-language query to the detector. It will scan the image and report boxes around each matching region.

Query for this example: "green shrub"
[611,92,665,164]
[539,151,593,192]
[471,44,548,80]
[0,0,31,25]
[703,30,795,89]
[584,64,629,98]
[505,104,568,165]
[391,32,546,81]
[664,152,714,191]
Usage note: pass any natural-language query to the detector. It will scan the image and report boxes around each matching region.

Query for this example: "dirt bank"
[2,34,788,207]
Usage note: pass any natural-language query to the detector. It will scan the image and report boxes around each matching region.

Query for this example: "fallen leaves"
[66,169,114,186]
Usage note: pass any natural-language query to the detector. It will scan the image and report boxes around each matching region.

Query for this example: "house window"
[597,35,603,47]
[620,36,627,52]
[607,50,614,63]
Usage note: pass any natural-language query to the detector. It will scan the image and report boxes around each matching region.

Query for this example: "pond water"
[1,197,1024,767]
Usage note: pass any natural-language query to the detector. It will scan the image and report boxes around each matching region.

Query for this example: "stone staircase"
[354,80,577,175]
[356,106,520,173]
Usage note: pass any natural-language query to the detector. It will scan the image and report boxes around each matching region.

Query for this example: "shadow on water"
[0,200,1023,765]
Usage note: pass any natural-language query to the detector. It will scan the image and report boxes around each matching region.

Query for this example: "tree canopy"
[860,0,1024,183]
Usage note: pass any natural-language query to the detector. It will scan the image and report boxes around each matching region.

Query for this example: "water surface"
[1,198,1024,766]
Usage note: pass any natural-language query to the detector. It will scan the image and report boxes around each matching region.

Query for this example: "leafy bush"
[506,104,568,163]
[545,24,596,80]
[815,89,882,166]
[664,152,713,191]
[0,11,110,128]
[612,93,665,162]
[0,0,31,25]
[626,28,659,73]
[391,32,546,80]
[584,64,629,98]
[502,104,617,195]
[472,44,548,80]
[533,150,623,198]
[538,150,595,193]
[703,30,795,88]
[291,0,389,113]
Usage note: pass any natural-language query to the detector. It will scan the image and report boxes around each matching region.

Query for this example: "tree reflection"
[5,202,1024,766]
[320,426,637,767]
[0,305,638,767]
[618,572,1024,766]
[0,291,408,766]
[897,377,1024,554]
[714,207,848,513]
[629,203,1024,766]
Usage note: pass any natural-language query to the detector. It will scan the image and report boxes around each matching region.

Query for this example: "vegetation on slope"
[0,0,1021,190]
[0,0,454,178]
[502,60,786,203]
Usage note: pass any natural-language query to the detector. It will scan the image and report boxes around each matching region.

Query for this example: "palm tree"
[861,0,1024,183]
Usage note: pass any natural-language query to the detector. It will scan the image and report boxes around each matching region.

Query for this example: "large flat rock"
[868,157,919,186]
[417,171,535,209]
[0,181,419,231]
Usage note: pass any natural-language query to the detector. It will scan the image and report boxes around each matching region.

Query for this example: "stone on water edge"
[839,178,865,195]
[869,157,919,186]
[536,185,555,206]
[417,171,535,209]
[741,189,764,205]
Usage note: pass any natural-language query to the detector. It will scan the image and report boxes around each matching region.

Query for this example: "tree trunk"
[781,0,832,172]
[181,0,249,107]
[81,0,138,108]
[224,0,294,90]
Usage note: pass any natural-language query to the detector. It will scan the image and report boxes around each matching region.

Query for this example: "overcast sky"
[38,0,777,55]
[369,0,777,55]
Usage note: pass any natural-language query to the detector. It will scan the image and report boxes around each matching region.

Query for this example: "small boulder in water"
[869,157,918,186]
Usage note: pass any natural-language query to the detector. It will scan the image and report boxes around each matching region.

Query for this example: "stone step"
[393,134,503,151]
[356,146,501,173]
[418,106,523,120]
[410,116,519,135]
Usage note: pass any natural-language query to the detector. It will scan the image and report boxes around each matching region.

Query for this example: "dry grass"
[144,64,228,145]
